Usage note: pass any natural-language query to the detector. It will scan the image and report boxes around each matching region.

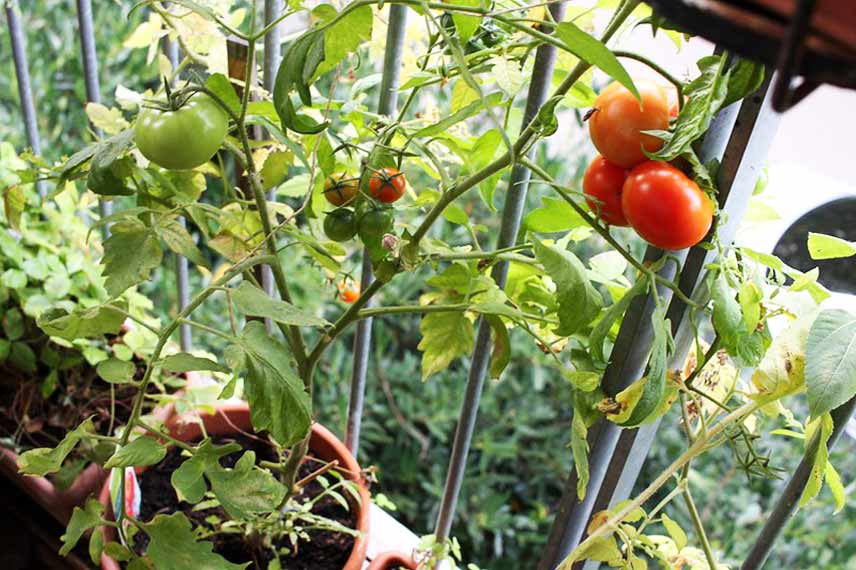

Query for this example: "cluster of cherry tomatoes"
[322,167,407,244]
[583,80,713,251]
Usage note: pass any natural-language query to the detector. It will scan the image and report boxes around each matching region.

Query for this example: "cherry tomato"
[324,173,359,207]
[368,167,406,203]
[583,155,629,226]
[588,80,670,168]
[621,161,713,251]
[338,280,360,303]
[323,208,358,242]
[358,207,394,241]
[135,94,228,170]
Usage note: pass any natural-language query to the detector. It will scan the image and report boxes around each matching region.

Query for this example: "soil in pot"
[127,432,358,570]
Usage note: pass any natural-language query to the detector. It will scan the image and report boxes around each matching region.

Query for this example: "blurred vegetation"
[1,2,854,569]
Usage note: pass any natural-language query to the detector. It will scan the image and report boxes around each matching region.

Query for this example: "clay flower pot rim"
[100,402,370,570]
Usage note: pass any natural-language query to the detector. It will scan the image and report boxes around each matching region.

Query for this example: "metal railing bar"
[548,74,780,570]
[75,0,112,226]
[4,0,47,197]
[261,0,284,333]
[344,4,409,457]
[432,1,568,546]
[740,395,856,570]
[161,13,192,353]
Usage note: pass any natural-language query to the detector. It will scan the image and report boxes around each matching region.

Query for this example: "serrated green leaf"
[232,281,329,327]
[452,0,482,42]
[237,322,311,446]
[159,218,209,268]
[38,304,125,341]
[661,513,687,550]
[144,513,248,570]
[524,197,587,233]
[17,418,94,476]
[171,440,241,504]
[206,451,286,519]
[805,309,856,418]
[418,311,475,380]
[60,498,103,556]
[413,92,503,139]
[316,5,373,76]
[102,218,163,297]
[104,436,167,469]
[532,240,602,336]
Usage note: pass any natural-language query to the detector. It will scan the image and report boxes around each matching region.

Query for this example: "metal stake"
[433,1,568,544]
[261,0,284,330]
[4,0,47,197]
[75,0,112,223]
[740,396,856,570]
[540,73,781,570]
[344,4,409,456]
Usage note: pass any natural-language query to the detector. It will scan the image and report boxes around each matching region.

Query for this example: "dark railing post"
[432,1,569,546]
[344,4,409,456]
[740,395,856,570]
[261,0,283,333]
[539,73,781,570]
[74,0,112,224]
[4,0,47,197]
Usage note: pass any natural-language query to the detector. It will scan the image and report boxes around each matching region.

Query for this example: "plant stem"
[682,486,718,570]
[558,399,759,569]
[612,50,685,109]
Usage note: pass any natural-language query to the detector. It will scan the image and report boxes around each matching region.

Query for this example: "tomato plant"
[583,155,629,227]
[368,167,406,203]
[621,161,713,250]
[134,93,228,170]
[8,2,849,570]
[588,79,670,168]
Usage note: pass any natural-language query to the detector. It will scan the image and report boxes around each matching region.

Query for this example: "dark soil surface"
[131,433,358,570]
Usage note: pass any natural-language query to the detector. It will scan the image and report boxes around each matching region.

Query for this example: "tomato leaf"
[235,322,311,446]
[452,0,483,42]
[204,73,241,117]
[590,276,648,366]
[161,353,230,374]
[38,304,126,341]
[17,418,95,476]
[525,197,587,233]
[554,22,639,102]
[418,311,475,380]
[314,4,373,77]
[101,218,163,297]
[484,314,510,380]
[158,218,209,268]
[104,436,167,469]
[205,451,286,519]
[799,413,833,507]
[807,232,856,260]
[170,440,242,504]
[232,281,329,327]
[96,358,136,384]
[412,92,504,138]
[805,309,856,418]
[722,59,765,109]
[60,499,103,556]
[570,406,590,500]
[144,513,248,570]
[532,240,602,337]
[649,55,729,161]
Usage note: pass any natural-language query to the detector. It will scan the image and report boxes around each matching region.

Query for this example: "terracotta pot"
[0,446,106,525]
[368,551,419,570]
[100,403,370,570]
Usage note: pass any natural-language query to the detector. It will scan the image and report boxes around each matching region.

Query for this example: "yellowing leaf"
[418,311,475,380]
[85,103,129,135]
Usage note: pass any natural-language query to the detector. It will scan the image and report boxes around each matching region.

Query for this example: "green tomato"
[324,209,358,242]
[358,207,394,240]
[134,94,228,170]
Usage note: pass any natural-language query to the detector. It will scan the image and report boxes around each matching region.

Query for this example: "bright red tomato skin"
[588,80,670,168]
[368,168,406,203]
[583,155,630,226]
[621,161,713,251]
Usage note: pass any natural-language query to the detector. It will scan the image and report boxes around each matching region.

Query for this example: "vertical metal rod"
[344,4,409,456]
[541,73,780,570]
[161,10,192,353]
[4,0,47,197]
[433,2,568,544]
[261,0,283,332]
[740,395,856,570]
[75,0,112,223]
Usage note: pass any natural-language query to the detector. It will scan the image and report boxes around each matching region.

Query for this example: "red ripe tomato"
[368,167,406,203]
[583,155,629,226]
[621,161,713,251]
[588,80,670,168]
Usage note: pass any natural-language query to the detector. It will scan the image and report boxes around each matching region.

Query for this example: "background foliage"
[1,1,854,569]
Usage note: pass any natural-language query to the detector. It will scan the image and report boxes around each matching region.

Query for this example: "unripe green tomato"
[134,94,228,170]
[358,207,394,241]
[324,208,358,242]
